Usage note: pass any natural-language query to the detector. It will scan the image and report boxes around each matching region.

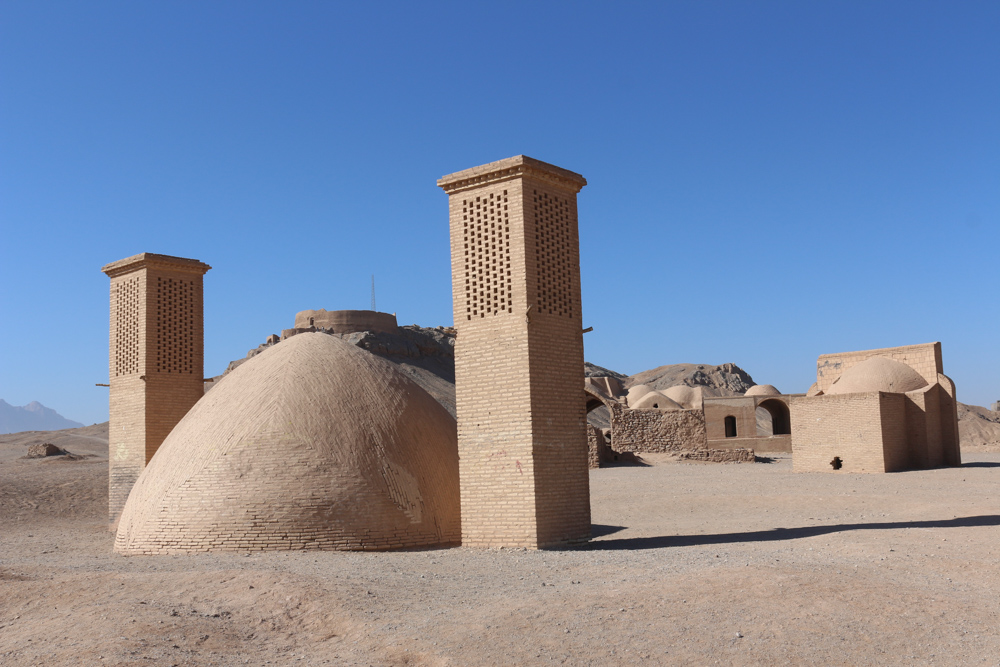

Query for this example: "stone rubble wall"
[587,425,613,469]
[610,403,708,454]
[678,448,756,463]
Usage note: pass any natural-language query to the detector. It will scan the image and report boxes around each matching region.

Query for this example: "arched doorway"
[757,399,791,436]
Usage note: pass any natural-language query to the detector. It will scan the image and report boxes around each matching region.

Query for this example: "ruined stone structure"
[792,343,961,473]
[610,403,709,454]
[586,424,613,468]
[102,253,210,528]
[115,333,461,554]
[291,309,397,335]
[584,385,756,464]
[439,156,591,548]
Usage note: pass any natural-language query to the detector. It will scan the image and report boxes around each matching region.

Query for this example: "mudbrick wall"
[610,403,707,453]
[608,402,754,462]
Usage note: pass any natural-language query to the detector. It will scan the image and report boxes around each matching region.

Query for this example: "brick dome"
[626,384,653,407]
[745,384,781,397]
[630,391,684,411]
[660,385,703,409]
[115,333,461,554]
[825,357,928,396]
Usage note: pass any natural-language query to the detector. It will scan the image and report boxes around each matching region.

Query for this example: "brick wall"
[703,397,756,441]
[936,373,961,466]
[791,393,890,473]
[879,392,910,472]
[440,156,590,548]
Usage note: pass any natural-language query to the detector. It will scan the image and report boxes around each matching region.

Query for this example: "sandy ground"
[2,429,1000,666]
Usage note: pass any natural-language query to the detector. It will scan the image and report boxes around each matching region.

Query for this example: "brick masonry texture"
[115,333,461,554]
[440,156,591,549]
[102,253,210,530]
[792,343,960,473]
[703,396,793,453]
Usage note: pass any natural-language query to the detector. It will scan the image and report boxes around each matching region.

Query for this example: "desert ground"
[3,425,1000,666]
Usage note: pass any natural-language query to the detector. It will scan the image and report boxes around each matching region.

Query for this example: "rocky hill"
[624,362,757,397]
[958,402,1000,450]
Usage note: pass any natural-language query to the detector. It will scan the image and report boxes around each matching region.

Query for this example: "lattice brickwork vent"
[155,277,196,374]
[533,190,574,317]
[114,277,141,376]
[462,190,512,320]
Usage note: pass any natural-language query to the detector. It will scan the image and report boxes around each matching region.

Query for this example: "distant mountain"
[0,400,85,434]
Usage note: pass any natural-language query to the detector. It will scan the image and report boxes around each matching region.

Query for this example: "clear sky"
[1,1,997,425]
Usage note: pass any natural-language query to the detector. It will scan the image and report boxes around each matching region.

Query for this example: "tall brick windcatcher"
[438,156,591,548]
[101,253,211,529]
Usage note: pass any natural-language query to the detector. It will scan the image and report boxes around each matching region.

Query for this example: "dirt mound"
[24,443,68,458]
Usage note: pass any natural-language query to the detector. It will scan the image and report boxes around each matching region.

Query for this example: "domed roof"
[626,384,653,407]
[825,357,928,396]
[630,391,684,411]
[115,333,461,554]
[745,384,781,397]
[660,385,703,409]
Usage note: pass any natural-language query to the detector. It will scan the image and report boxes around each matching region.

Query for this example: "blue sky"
[1,1,997,425]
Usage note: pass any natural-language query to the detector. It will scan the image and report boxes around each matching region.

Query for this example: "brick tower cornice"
[437,155,587,195]
[101,253,212,278]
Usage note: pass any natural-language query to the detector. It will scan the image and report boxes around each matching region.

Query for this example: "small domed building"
[629,391,684,411]
[791,343,960,473]
[660,385,704,410]
[115,332,461,554]
[744,384,782,397]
